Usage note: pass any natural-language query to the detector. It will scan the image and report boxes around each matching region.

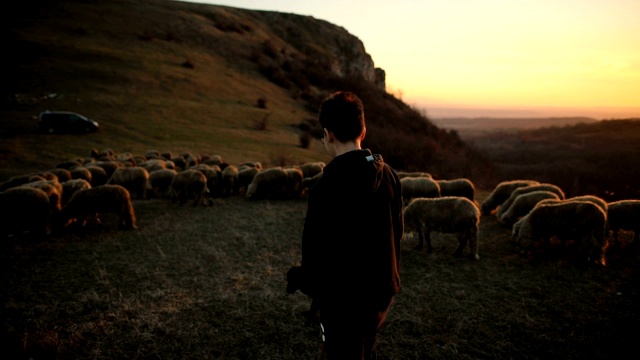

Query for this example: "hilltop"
[1,0,495,187]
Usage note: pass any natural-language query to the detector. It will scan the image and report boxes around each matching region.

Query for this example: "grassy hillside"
[1,0,495,187]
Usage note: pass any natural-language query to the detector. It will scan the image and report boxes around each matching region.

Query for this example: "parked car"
[38,111,100,134]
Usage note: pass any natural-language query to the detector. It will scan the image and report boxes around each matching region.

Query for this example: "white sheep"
[61,178,92,206]
[246,167,290,200]
[0,186,51,240]
[107,166,150,200]
[221,165,239,197]
[512,201,607,265]
[496,183,565,220]
[22,179,64,215]
[606,199,640,244]
[170,169,209,206]
[498,190,561,227]
[403,196,481,260]
[296,162,325,178]
[236,165,261,195]
[58,184,137,231]
[400,176,441,205]
[148,169,177,200]
[481,179,540,215]
[436,178,476,202]
[535,195,608,213]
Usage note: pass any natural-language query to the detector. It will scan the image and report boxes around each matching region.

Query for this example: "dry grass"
[1,191,638,359]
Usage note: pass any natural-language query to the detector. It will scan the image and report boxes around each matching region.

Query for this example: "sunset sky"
[185,0,640,119]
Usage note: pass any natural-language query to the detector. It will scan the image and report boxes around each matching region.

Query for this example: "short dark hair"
[318,91,365,142]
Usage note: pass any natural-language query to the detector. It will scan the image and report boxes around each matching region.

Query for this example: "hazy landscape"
[2,0,639,359]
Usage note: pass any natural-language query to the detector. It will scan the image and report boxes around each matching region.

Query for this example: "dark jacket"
[301,149,403,308]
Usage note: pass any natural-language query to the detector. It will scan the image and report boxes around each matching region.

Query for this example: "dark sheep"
[0,186,51,241]
[58,185,137,231]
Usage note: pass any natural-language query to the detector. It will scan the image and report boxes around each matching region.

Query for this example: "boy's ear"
[360,127,367,141]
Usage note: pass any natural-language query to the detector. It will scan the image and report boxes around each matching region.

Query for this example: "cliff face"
[249,10,384,89]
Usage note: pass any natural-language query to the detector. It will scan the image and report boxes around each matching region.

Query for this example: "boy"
[300,91,404,359]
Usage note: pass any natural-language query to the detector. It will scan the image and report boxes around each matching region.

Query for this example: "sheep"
[246,167,291,200]
[397,171,432,179]
[400,176,441,205]
[58,184,137,231]
[436,178,476,202]
[170,169,209,206]
[61,178,92,206]
[481,179,540,215]
[85,165,108,186]
[512,201,607,265]
[0,186,51,240]
[47,168,72,183]
[69,166,93,184]
[148,169,177,199]
[498,190,561,227]
[284,167,304,200]
[221,165,239,197]
[87,160,126,180]
[107,166,150,200]
[139,159,171,172]
[236,165,261,195]
[22,180,63,214]
[190,164,222,200]
[203,154,224,166]
[297,162,325,178]
[403,196,481,260]
[496,183,565,220]
[606,199,640,244]
[535,195,608,214]
[238,161,263,171]
[0,172,54,192]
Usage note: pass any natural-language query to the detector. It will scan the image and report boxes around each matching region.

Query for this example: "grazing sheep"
[170,169,209,206]
[22,180,63,214]
[139,159,171,172]
[397,171,432,179]
[236,166,261,195]
[481,179,540,215]
[535,195,608,213]
[190,164,222,200]
[286,266,319,325]
[69,166,93,184]
[203,154,224,166]
[107,166,150,200]
[400,176,441,205]
[496,183,565,220]
[58,184,137,230]
[437,178,476,202]
[85,165,108,186]
[238,161,264,171]
[0,186,51,240]
[297,162,325,178]
[221,165,239,197]
[87,160,126,180]
[148,169,177,199]
[403,196,481,260]
[90,148,115,161]
[512,201,607,265]
[47,168,72,183]
[61,178,92,206]
[607,199,640,244]
[284,167,304,200]
[498,190,561,227]
[246,167,290,200]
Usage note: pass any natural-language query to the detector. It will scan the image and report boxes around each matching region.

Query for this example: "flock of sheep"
[0,148,324,241]
[397,173,639,265]
[1,149,638,265]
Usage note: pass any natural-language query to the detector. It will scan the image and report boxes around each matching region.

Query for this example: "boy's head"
[318,91,365,143]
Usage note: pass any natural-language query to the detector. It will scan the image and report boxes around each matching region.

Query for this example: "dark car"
[38,111,100,134]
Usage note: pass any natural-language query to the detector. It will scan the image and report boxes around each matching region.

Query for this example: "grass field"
[1,190,638,359]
